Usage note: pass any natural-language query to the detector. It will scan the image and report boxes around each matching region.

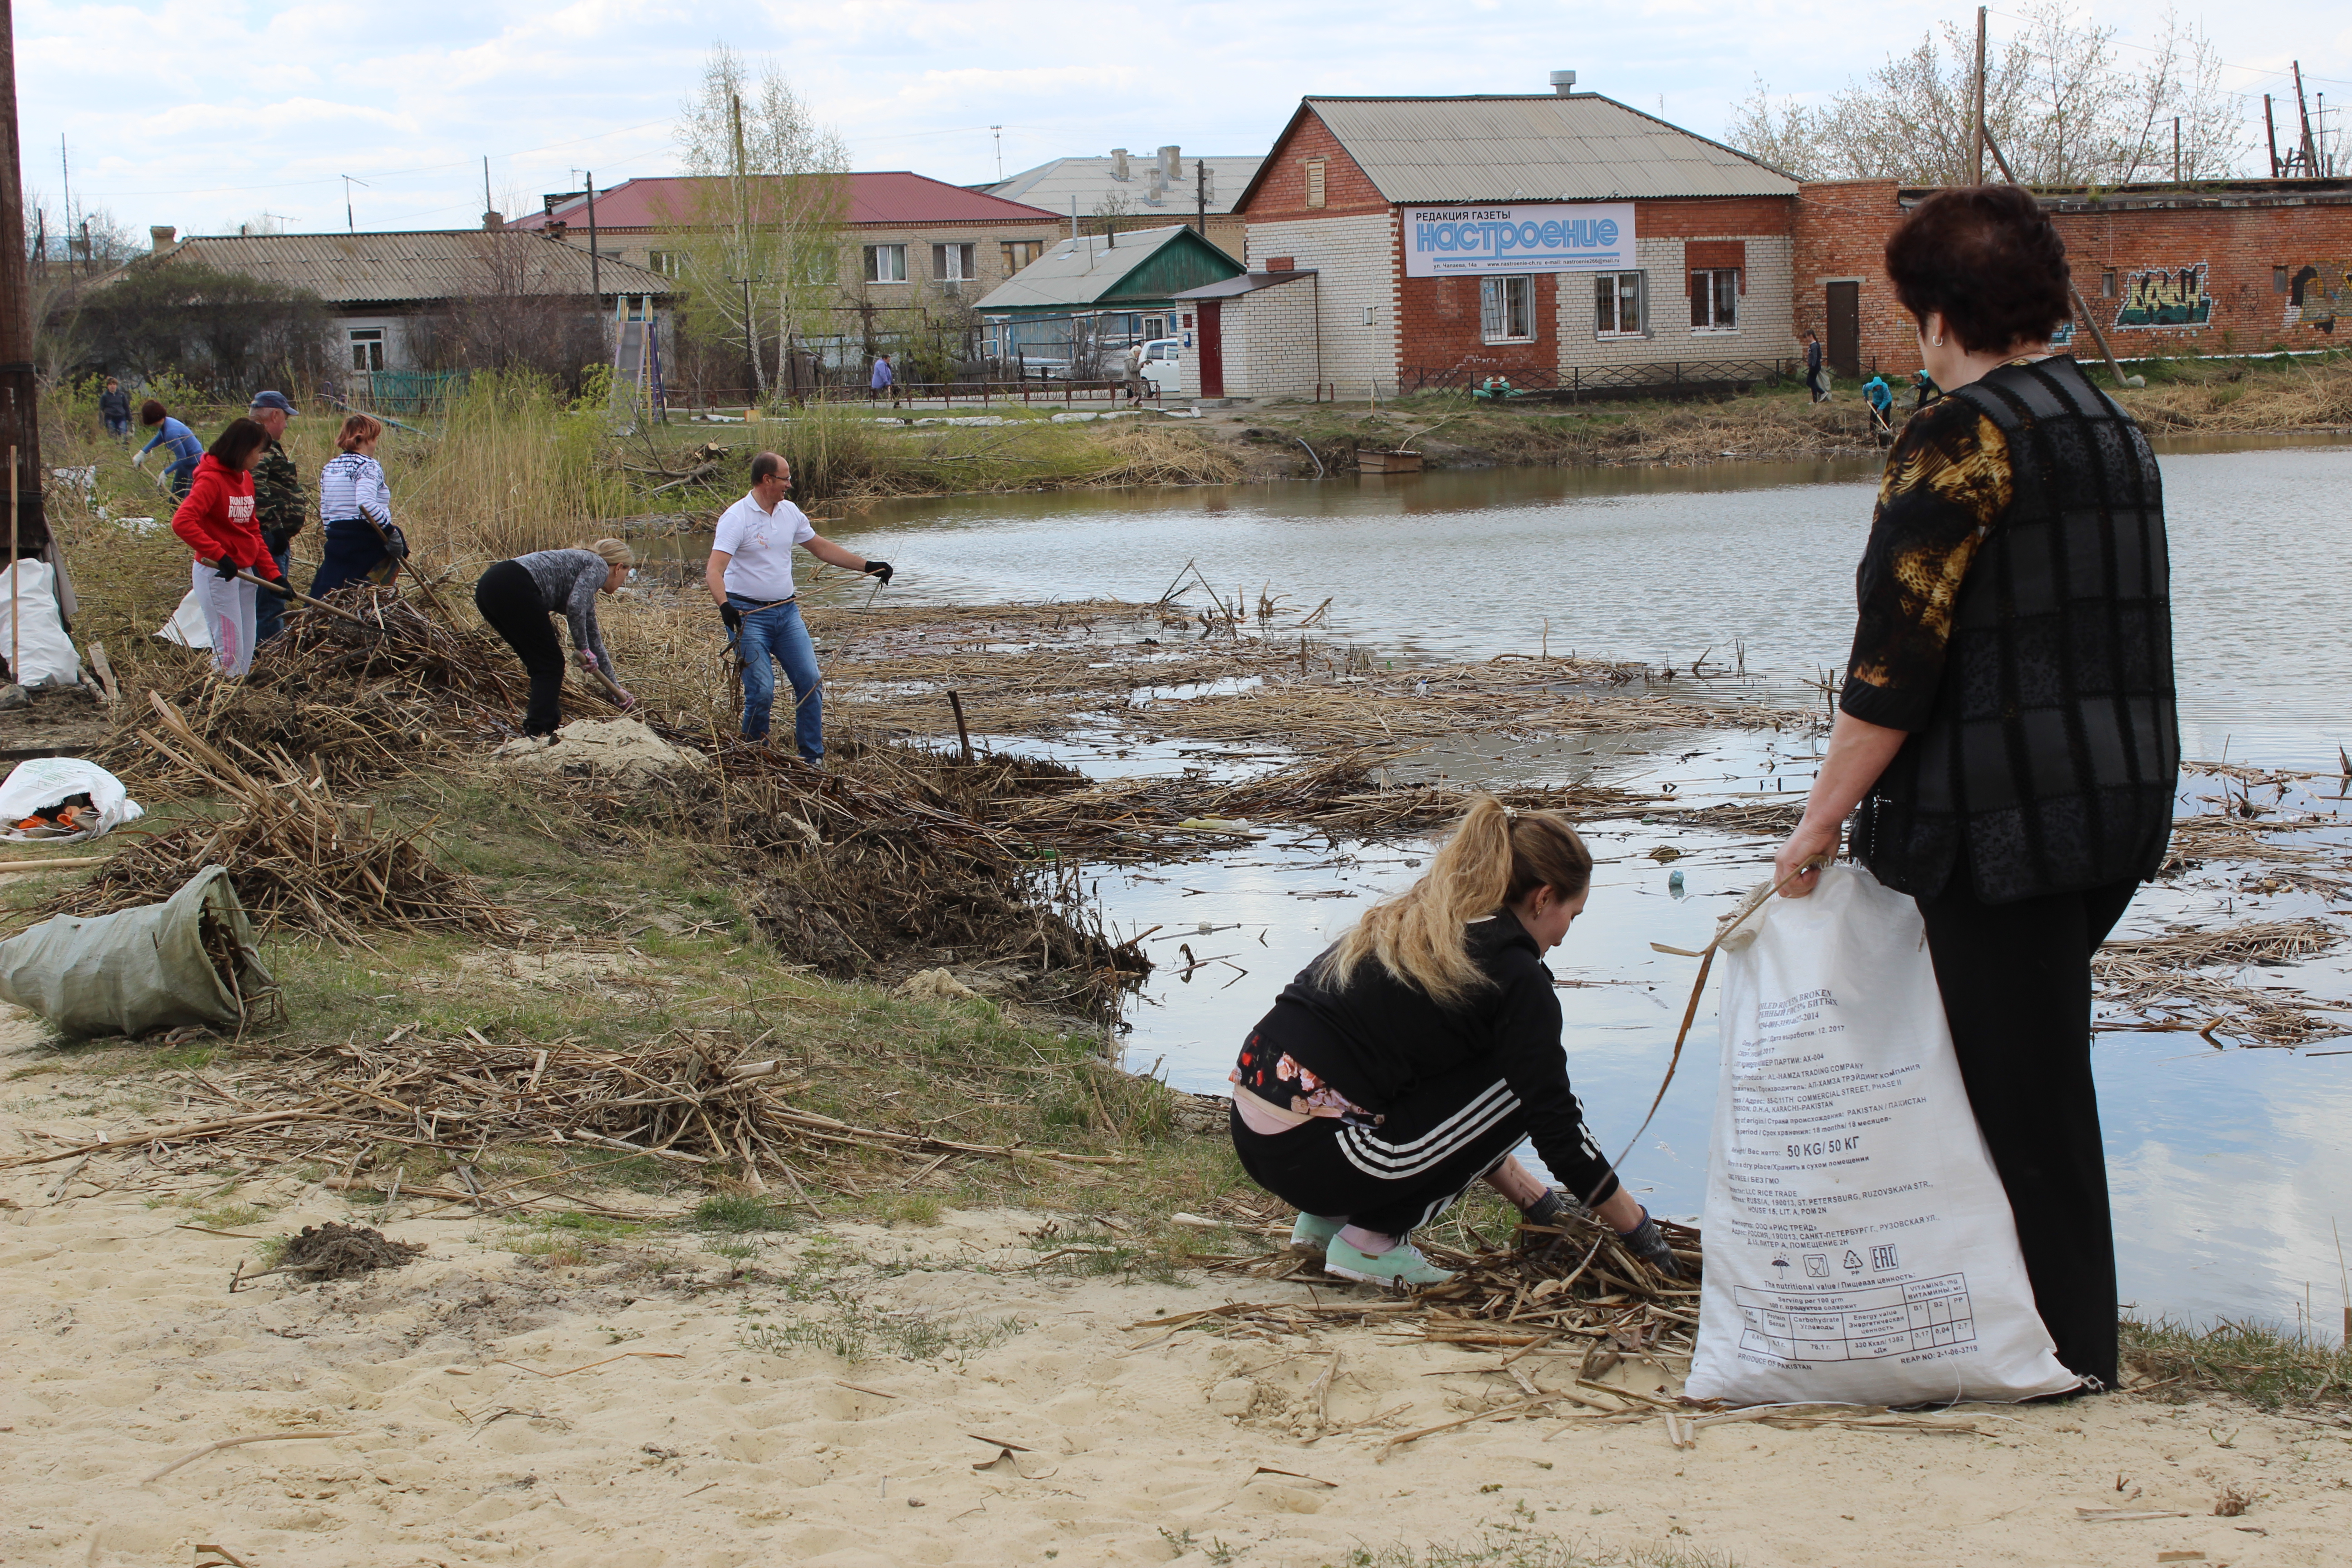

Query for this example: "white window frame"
[646,250,685,279]
[1690,267,1740,332]
[348,328,384,372]
[863,244,908,284]
[932,242,976,282]
[1595,270,1646,338]
[1479,275,1534,344]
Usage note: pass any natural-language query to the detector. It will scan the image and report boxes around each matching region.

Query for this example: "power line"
[1981,8,2352,89]
[60,120,680,202]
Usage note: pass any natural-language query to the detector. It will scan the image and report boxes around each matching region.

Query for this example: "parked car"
[1141,338,1181,395]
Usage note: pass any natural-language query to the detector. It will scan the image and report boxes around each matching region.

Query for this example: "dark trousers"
[1918,868,2140,1389]
[474,561,565,736]
[1230,1057,1539,1239]
[253,539,293,642]
[309,519,392,599]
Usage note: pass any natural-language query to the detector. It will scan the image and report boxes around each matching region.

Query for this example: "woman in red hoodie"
[170,417,284,677]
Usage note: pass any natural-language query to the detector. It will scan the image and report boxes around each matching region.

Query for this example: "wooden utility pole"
[1972,5,1989,186]
[584,171,602,300]
[2293,61,2319,176]
[0,0,49,568]
[1981,122,2130,391]
[1195,159,1207,239]
[2265,95,2281,178]
[2173,117,2181,182]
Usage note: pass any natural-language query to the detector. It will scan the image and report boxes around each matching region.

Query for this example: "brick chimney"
[149,225,177,250]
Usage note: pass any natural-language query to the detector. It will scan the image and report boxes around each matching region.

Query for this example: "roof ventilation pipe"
[1549,70,1577,96]
[1110,148,1130,181]
[1157,145,1181,181]
[149,225,177,250]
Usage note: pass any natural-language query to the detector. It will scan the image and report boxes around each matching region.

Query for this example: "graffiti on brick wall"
[2049,318,2076,348]
[2114,263,2211,328]
[2286,264,2348,333]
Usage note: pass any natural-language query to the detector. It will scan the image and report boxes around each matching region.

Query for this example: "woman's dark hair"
[1883,184,2072,354]
[139,399,167,426]
[208,417,270,469]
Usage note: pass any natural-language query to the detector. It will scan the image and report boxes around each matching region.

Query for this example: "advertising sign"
[1403,203,1637,277]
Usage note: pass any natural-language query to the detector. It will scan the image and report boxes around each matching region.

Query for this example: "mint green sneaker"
[1323,1235,1455,1289]
[1289,1213,1345,1256]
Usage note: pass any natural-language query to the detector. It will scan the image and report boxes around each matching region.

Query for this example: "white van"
[1140,338,1181,395]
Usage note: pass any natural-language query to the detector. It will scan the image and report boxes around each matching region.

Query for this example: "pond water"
[829,440,2352,1330]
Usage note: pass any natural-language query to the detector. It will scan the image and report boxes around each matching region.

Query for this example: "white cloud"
[23,0,2348,235]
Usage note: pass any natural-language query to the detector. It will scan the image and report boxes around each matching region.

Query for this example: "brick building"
[1200,84,1799,399]
[1798,178,2352,378]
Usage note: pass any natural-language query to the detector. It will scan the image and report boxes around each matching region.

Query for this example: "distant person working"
[98,378,132,439]
[134,400,204,500]
[309,414,404,598]
[868,353,896,407]
[1803,331,1828,402]
[704,453,892,763]
[1863,374,1895,441]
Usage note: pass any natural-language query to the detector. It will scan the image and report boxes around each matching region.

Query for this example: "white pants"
[191,561,259,678]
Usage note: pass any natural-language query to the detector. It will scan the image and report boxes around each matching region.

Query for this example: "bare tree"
[660,43,849,396]
[1725,1,2246,185]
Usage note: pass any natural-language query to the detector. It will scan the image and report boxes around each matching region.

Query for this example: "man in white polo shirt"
[706,452,892,760]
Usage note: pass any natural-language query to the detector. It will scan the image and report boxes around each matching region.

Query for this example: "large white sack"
[0,757,145,842]
[157,586,211,648]
[0,559,83,684]
[1685,864,2078,1406]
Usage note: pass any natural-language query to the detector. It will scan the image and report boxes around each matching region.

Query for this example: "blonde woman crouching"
[1229,796,1677,1288]
[474,539,637,738]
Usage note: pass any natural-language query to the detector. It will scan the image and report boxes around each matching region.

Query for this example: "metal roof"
[514,172,1059,231]
[1247,95,1796,206]
[129,230,673,305]
[1171,270,1318,300]
[975,225,1242,311]
[988,155,1264,219]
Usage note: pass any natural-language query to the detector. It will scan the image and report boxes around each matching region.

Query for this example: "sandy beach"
[6,1009,2346,1568]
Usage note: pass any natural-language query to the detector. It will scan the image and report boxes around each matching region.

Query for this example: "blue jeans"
[253,543,292,642]
[732,596,823,758]
[164,456,198,501]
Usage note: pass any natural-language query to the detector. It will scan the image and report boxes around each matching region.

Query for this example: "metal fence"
[343,369,471,416]
[1399,357,1826,402]
[671,376,1147,414]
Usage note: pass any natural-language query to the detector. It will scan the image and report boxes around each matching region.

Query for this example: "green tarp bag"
[0,866,274,1039]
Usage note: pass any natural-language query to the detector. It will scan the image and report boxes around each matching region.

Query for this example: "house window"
[1479,277,1533,343]
[1143,315,1169,340]
[348,328,384,372]
[646,250,685,279]
[1001,240,1044,273]
[1690,268,1739,331]
[933,242,976,282]
[1595,272,1645,337]
[864,244,908,284]
[2274,265,2289,292]
[1303,159,1327,209]
[2102,269,2117,298]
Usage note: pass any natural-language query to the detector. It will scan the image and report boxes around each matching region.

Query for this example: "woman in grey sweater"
[473,540,636,735]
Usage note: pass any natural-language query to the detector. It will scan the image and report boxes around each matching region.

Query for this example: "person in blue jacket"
[135,399,204,500]
[1862,374,1895,441]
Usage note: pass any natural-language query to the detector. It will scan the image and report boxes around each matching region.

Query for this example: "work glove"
[1521,1188,1572,1231]
[720,602,744,633]
[213,557,239,582]
[578,650,599,671]
[862,559,895,585]
[1616,1209,1681,1279]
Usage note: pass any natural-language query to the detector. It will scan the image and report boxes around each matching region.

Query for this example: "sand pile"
[493,718,710,785]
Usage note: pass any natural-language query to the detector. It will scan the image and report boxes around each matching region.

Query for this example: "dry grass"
[2115,352,2352,433]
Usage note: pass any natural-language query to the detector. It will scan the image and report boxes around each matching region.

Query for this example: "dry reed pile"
[2094,917,2347,1047]
[0,1027,1130,1193]
[45,694,517,944]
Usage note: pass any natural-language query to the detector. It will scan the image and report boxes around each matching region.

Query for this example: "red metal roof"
[513,172,1059,231]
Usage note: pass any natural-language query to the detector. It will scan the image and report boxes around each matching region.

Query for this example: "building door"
[1825,282,1861,379]
[1198,301,1224,397]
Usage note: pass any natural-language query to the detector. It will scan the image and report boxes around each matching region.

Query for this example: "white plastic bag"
[0,559,83,685]
[0,757,145,842]
[157,587,212,649]
[1686,864,2077,1406]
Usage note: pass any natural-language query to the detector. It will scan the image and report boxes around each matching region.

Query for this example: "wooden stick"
[142,1430,355,1484]
[0,856,110,873]
[86,641,120,703]
[948,690,975,764]
[231,568,370,627]
[7,445,17,682]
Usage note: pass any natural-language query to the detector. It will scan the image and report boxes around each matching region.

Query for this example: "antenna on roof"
[991,125,1003,181]
[340,174,371,233]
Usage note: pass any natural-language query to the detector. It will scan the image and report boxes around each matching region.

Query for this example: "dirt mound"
[234,1222,426,1289]
[493,717,710,784]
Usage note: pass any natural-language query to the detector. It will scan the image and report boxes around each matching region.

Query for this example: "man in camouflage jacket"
[247,391,305,642]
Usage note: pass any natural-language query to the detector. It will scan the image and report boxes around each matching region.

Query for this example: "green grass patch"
[739,1292,1024,1364]
[689,1194,800,1233]
[2122,1316,2352,1411]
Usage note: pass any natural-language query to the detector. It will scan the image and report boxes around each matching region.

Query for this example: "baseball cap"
[249,390,296,415]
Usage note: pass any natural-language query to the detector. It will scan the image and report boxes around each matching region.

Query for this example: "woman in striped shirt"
[308,413,403,598]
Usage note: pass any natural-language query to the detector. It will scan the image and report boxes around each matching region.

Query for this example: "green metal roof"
[976,225,1243,314]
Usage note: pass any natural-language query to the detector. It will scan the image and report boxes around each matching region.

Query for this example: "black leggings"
[1920,867,2140,1388]
[474,561,564,736]
[1231,1056,1619,1239]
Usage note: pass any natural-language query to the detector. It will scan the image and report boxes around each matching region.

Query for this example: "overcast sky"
[20,0,2352,239]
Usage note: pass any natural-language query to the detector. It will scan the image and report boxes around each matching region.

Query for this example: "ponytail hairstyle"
[1320,794,1593,1006]
[335,412,383,453]
[577,538,634,569]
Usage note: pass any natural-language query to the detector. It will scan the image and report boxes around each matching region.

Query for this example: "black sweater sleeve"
[1489,954,1621,1206]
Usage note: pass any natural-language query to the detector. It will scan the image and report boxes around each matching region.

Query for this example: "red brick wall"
[1242,110,1390,221]
[1397,272,1558,377]
[1795,180,2352,370]
[1637,197,1794,239]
